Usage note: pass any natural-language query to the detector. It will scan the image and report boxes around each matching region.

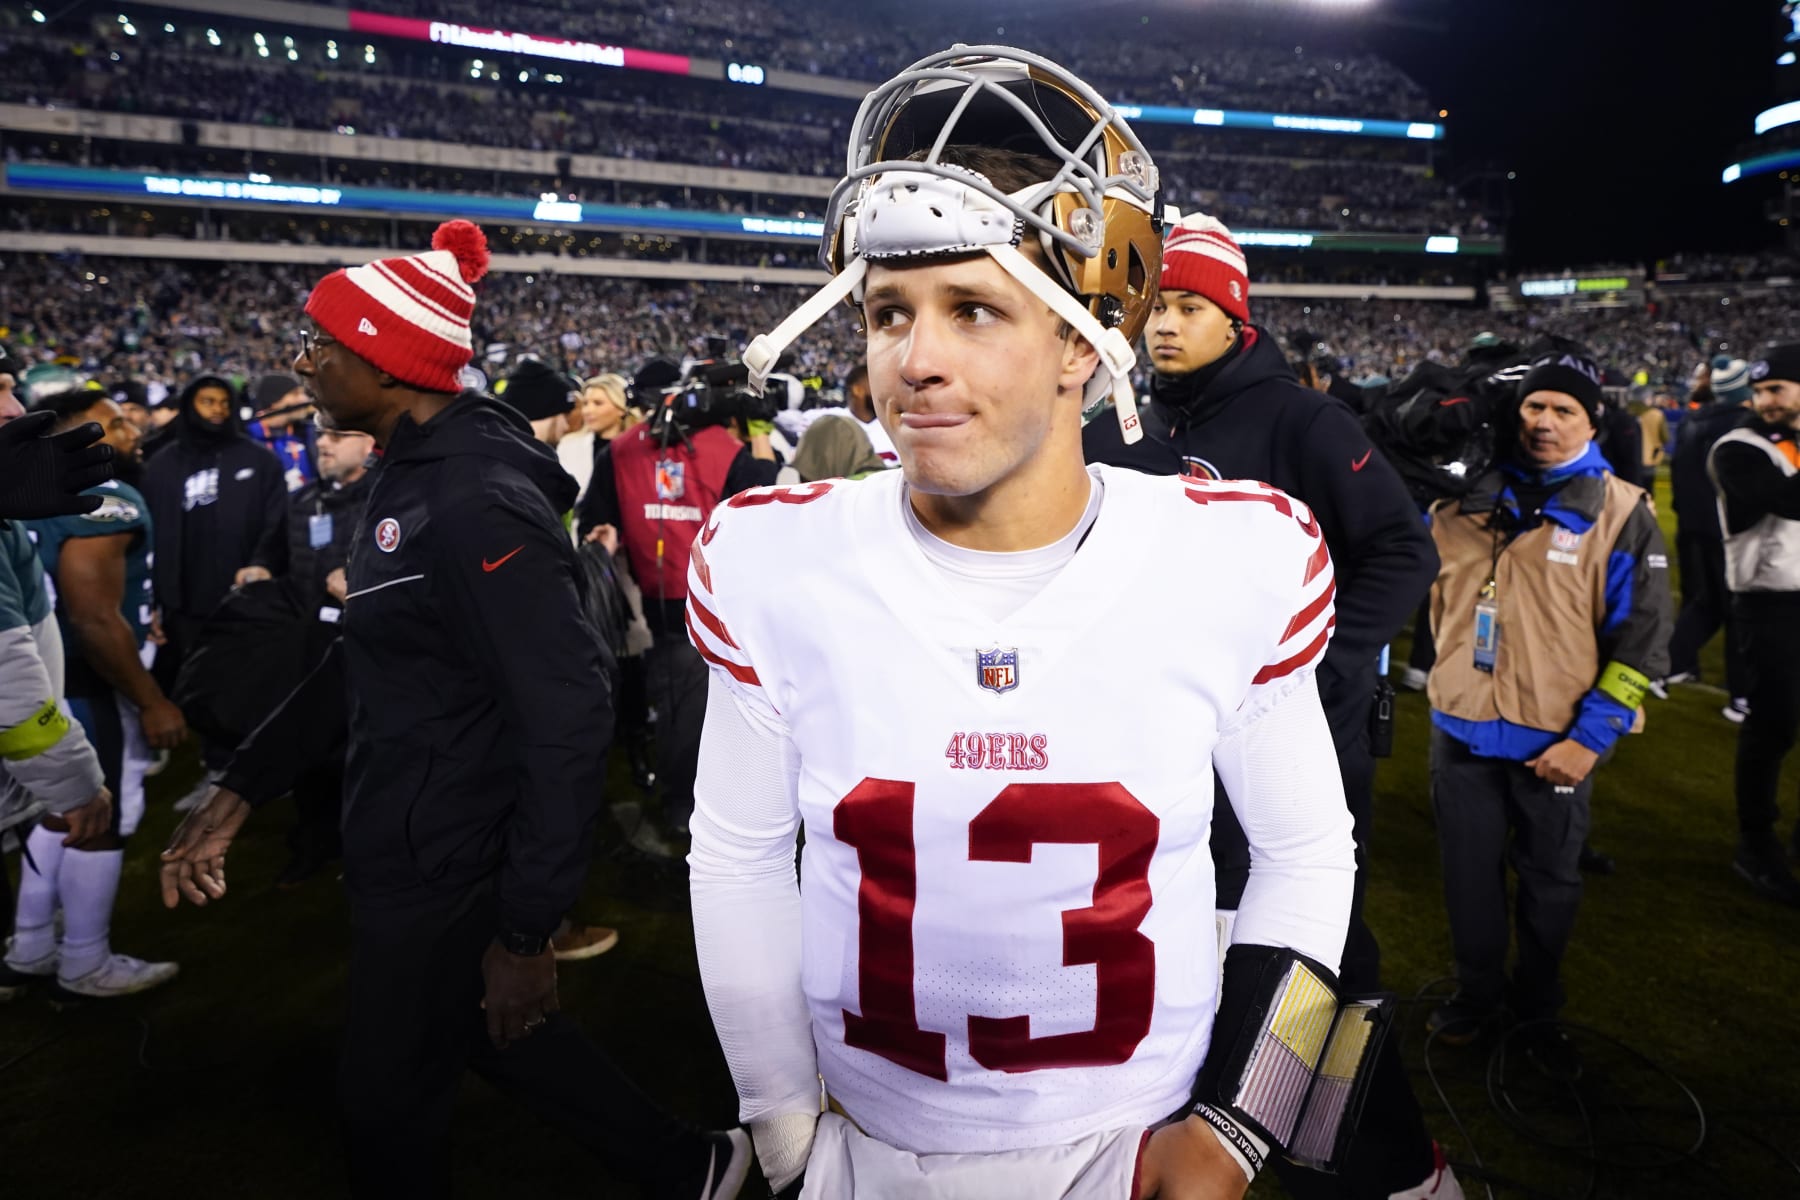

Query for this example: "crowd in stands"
[309,0,1434,115]
[7,253,1794,402]
[1260,293,1797,385]
[0,254,864,392]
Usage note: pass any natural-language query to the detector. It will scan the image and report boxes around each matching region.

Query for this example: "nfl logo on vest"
[977,648,1020,695]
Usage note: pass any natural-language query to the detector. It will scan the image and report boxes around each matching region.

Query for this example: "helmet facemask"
[742,45,1168,445]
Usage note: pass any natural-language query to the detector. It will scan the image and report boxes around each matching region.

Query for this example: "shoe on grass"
[1734,834,1800,907]
[52,953,179,1001]
[1425,996,1498,1046]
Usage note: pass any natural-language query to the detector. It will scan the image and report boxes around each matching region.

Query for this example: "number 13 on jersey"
[833,778,1160,1081]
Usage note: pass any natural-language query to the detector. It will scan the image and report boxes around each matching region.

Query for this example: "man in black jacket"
[1085,214,1455,1200]
[1667,358,1754,712]
[235,425,375,886]
[139,373,287,772]
[159,223,749,1199]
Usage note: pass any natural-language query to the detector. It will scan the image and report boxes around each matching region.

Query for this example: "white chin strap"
[743,174,1143,445]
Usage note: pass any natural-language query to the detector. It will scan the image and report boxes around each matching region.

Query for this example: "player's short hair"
[846,364,869,391]
[45,387,112,433]
[904,144,1062,196]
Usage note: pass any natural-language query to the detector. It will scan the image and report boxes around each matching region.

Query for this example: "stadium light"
[287,48,297,60]
[123,22,135,34]
[364,45,376,63]
[117,13,127,23]
[327,42,339,59]
[163,22,173,32]
[206,28,220,45]
[253,32,265,45]
[30,9,44,22]
[258,45,269,57]
[518,70,528,82]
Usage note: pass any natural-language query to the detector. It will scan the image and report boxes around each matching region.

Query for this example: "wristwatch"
[497,928,550,957]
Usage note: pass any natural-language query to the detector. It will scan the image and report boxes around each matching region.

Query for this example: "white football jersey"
[687,464,1336,1155]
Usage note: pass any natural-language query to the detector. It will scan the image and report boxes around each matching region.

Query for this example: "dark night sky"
[1370,0,1776,267]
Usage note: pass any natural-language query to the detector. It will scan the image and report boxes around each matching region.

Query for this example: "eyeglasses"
[297,329,338,361]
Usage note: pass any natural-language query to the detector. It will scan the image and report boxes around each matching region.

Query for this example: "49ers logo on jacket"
[375,518,402,553]
[1181,456,1223,482]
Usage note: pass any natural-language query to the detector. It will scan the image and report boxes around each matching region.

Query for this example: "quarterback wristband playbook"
[1190,945,1394,1174]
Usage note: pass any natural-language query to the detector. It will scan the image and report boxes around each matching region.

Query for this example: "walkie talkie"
[1371,645,1396,759]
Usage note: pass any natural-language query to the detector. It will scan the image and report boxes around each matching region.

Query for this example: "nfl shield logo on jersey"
[977,647,1020,695]
[655,459,686,501]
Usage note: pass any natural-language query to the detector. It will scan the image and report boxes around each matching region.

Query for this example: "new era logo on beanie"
[1160,212,1250,323]
[1751,343,1800,387]
[305,220,490,393]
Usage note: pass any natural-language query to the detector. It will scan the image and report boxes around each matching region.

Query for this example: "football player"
[687,48,1359,1199]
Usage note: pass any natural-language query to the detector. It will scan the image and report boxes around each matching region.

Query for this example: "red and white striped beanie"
[1160,212,1249,323]
[304,220,491,393]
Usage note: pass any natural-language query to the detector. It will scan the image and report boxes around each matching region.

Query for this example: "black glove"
[0,412,115,520]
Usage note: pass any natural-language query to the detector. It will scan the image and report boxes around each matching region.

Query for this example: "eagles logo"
[83,497,141,524]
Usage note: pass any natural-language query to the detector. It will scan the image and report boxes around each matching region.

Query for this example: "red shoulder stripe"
[1252,620,1334,685]
[1302,536,1331,586]
[686,610,761,688]
[1280,578,1336,643]
[689,591,740,650]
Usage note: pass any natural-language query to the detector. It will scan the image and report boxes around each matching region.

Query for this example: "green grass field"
[2,476,1797,1198]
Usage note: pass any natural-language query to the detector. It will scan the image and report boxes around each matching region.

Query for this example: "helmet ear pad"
[1046,189,1162,348]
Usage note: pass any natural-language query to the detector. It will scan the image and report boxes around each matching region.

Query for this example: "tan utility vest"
[1429,471,1644,734]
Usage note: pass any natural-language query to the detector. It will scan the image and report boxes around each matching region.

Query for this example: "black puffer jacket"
[223,393,612,937]
[1086,326,1439,702]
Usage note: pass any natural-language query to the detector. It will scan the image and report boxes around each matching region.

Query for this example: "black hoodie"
[140,374,289,616]
[221,393,613,938]
[1085,326,1439,703]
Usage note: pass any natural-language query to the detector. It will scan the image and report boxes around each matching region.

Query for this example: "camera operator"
[576,356,778,839]
[1708,344,1800,905]
[1426,351,1671,1071]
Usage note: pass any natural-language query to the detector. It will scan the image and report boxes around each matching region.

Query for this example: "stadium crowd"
[5,254,1790,397]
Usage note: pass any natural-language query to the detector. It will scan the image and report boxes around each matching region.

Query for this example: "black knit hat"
[0,340,16,378]
[495,358,578,420]
[1518,352,1605,426]
[1750,343,1800,387]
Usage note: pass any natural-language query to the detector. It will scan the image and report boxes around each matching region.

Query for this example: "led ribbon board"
[4,165,1494,253]
[1108,104,1442,141]
[347,11,691,75]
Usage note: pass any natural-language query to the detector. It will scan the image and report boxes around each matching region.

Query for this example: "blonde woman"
[558,373,636,498]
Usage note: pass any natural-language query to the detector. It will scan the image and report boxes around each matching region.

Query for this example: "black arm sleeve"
[438,484,614,939]
[1712,439,1800,525]
[1292,404,1440,676]
[250,459,290,575]
[575,443,621,540]
[219,639,347,808]
[723,446,780,498]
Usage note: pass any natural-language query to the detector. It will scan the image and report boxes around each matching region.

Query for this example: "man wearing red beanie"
[1085,213,1457,1200]
[159,222,750,1199]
